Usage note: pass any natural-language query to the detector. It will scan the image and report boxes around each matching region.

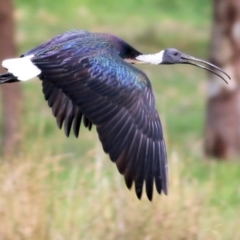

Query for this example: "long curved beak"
[181,54,231,84]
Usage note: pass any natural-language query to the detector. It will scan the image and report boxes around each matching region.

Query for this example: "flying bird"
[0,30,230,200]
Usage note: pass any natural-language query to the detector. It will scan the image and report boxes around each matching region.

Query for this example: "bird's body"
[0,30,230,200]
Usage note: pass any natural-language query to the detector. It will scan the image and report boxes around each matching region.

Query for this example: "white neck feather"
[136,50,164,65]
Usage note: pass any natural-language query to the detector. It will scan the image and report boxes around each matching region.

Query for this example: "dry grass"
[0,145,238,240]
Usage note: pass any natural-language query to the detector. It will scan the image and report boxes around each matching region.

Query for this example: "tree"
[204,0,240,159]
[0,0,22,157]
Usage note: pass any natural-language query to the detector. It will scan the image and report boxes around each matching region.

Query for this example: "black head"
[161,48,230,84]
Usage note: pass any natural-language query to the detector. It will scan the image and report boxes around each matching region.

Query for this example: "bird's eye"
[174,52,178,56]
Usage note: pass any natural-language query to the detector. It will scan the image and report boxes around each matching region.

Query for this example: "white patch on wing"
[2,55,41,81]
[136,51,164,64]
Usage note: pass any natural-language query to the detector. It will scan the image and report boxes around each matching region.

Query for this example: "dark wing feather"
[23,30,90,57]
[42,80,92,137]
[34,49,168,200]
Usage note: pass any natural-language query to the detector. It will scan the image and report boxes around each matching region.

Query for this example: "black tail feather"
[0,73,19,84]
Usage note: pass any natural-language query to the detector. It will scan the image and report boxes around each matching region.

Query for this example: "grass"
[1,151,240,239]
[0,0,239,239]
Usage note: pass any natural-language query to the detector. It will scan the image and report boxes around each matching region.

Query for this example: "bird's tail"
[0,72,19,84]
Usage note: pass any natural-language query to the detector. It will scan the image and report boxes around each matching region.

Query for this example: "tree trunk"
[204,0,240,159]
[0,0,22,157]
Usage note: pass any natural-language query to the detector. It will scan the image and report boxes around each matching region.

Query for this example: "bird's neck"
[132,51,164,65]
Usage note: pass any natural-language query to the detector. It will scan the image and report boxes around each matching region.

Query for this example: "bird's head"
[161,48,183,64]
[161,48,230,83]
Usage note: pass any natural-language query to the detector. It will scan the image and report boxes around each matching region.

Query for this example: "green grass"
[0,0,239,239]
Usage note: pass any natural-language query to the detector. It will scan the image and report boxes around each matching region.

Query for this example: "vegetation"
[0,0,239,239]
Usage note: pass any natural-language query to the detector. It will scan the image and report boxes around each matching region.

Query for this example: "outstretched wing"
[33,49,168,200]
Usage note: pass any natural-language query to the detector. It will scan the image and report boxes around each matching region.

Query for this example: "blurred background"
[0,0,240,239]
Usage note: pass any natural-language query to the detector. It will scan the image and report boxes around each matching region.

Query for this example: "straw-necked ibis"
[0,30,230,200]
